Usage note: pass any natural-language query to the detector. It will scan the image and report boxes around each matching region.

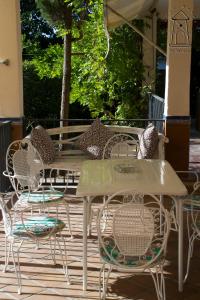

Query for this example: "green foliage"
[23,64,61,119]
[22,0,150,121]
[71,16,148,119]
[29,44,63,78]
[21,0,60,50]
[36,0,70,28]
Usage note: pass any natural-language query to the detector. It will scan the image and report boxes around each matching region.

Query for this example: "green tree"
[35,0,90,125]
[71,19,147,119]
[23,0,148,121]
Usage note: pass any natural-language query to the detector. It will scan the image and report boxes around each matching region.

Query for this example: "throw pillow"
[30,125,56,164]
[75,118,114,159]
[137,123,159,159]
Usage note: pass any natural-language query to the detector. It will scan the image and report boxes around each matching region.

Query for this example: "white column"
[164,0,193,117]
[0,0,23,118]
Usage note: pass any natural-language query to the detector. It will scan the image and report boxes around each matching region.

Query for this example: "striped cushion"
[13,216,65,238]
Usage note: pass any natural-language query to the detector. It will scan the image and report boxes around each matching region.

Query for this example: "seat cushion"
[137,123,159,159]
[100,237,161,267]
[13,216,65,238]
[75,118,114,159]
[19,190,64,204]
[30,126,56,164]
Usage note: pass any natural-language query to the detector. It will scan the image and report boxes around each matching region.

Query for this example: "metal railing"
[148,93,165,132]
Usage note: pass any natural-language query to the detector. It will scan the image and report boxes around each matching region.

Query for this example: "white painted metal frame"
[102,133,139,159]
[76,158,187,292]
[97,191,171,300]
[0,194,70,294]
[3,139,72,236]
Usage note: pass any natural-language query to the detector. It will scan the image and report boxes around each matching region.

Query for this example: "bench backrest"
[46,125,168,160]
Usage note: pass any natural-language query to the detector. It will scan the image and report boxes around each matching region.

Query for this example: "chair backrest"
[113,203,154,256]
[102,133,139,159]
[185,183,200,234]
[5,139,44,193]
[97,191,170,269]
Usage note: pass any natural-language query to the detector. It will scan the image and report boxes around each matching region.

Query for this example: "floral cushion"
[19,190,64,204]
[13,216,65,238]
[30,126,56,164]
[75,118,114,159]
[137,123,159,159]
[100,237,161,267]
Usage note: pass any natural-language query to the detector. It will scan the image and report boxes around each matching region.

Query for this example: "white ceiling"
[106,0,200,28]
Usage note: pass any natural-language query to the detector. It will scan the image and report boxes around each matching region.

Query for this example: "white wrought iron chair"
[97,191,171,300]
[182,180,200,282]
[102,133,139,159]
[3,139,72,236]
[0,193,70,294]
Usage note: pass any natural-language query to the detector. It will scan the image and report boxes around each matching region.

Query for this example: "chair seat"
[13,216,65,238]
[19,190,64,204]
[100,237,162,268]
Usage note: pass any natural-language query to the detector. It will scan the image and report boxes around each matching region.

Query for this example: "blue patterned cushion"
[20,191,64,204]
[100,237,161,267]
[13,216,65,238]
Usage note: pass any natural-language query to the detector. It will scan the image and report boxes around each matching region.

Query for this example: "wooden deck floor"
[0,199,200,300]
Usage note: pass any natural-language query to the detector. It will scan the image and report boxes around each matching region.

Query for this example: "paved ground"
[0,197,200,300]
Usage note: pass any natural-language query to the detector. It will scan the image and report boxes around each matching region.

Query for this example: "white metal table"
[76,158,187,292]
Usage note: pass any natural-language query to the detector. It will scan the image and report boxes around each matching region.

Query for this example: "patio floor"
[0,132,199,299]
[0,197,200,300]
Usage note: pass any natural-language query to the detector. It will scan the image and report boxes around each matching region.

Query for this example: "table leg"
[177,200,183,292]
[83,196,88,291]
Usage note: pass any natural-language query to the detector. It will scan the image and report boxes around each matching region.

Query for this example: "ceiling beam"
[106,4,167,57]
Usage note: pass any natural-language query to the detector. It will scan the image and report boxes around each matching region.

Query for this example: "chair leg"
[3,237,11,272]
[63,202,73,238]
[184,231,197,282]
[88,196,105,236]
[11,242,22,295]
[50,237,57,265]
[99,263,112,300]
[55,236,70,284]
[60,236,70,283]
[150,264,166,300]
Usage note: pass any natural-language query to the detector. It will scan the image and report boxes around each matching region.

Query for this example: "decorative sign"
[169,5,192,49]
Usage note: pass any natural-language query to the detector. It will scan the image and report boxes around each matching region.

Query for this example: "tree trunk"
[60,7,72,127]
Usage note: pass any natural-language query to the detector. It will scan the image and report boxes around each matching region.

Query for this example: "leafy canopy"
[22,0,149,120]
